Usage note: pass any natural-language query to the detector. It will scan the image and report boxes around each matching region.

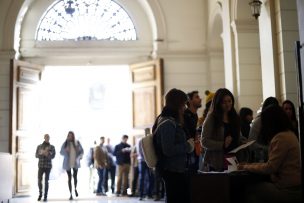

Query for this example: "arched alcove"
[207,5,225,91]
[3,0,167,65]
[209,14,223,51]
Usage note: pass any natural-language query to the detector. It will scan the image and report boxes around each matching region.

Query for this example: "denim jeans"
[97,168,105,193]
[38,167,51,198]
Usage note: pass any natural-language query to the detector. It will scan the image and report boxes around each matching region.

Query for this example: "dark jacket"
[184,108,198,139]
[154,116,192,173]
[113,142,131,165]
[35,141,56,168]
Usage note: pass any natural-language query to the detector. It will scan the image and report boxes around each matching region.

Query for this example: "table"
[190,171,268,203]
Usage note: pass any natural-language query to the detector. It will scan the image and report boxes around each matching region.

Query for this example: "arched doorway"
[7,0,165,196]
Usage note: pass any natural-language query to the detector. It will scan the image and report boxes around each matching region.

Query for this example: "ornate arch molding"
[3,0,167,63]
[1,0,24,51]
[137,0,167,42]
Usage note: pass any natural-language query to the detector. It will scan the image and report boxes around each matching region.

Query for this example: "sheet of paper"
[228,140,255,154]
[226,156,238,172]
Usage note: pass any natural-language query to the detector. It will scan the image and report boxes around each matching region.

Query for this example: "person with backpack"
[138,128,155,200]
[153,88,195,203]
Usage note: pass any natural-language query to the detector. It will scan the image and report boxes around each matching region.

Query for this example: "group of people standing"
[35,87,302,203]
[35,131,160,201]
[92,134,164,201]
[152,87,302,203]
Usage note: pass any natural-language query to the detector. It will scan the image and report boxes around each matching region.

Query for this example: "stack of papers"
[226,140,255,172]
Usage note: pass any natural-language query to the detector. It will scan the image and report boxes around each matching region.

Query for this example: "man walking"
[35,134,56,201]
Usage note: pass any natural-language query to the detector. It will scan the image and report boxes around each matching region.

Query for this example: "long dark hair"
[209,88,240,133]
[152,88,187,132]
[64,131,77,148]
[282,100,299,137]
[282,100,297,123]
[239,107,253,123]
[262,97,279,111]
[259,105,292,145]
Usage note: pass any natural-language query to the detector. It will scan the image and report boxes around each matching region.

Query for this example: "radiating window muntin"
[36,0,137,41]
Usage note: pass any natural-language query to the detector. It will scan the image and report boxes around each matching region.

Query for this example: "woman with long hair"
[282,100,298,137]
[248,97,279,163]
[239,105,302,203]
[153,88,194,203]
[60,131,84,200]
[201,88,241,171]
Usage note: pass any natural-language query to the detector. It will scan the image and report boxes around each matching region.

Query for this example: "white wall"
[156,0,210,116]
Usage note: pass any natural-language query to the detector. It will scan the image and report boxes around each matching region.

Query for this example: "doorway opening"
[31,65,132,198]
[40,65,132,144]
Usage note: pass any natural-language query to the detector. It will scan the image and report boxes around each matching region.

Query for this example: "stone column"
[231,20,263,112]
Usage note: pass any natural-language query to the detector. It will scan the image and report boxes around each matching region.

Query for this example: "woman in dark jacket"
[153,88,194,203]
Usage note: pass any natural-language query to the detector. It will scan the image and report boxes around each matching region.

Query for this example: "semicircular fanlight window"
[36,0,137,41]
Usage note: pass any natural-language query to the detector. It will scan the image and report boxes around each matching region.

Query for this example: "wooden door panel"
[130,59,163,128]
[17,87,40,130]
[16,156,32,194]
[10,60,43,196]
[133,86,156,127]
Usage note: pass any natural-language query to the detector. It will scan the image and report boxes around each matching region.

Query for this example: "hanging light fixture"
[65,0,75,15]
[249,0,262,19]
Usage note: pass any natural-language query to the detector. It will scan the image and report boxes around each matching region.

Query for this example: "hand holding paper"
[228,140,255,154]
